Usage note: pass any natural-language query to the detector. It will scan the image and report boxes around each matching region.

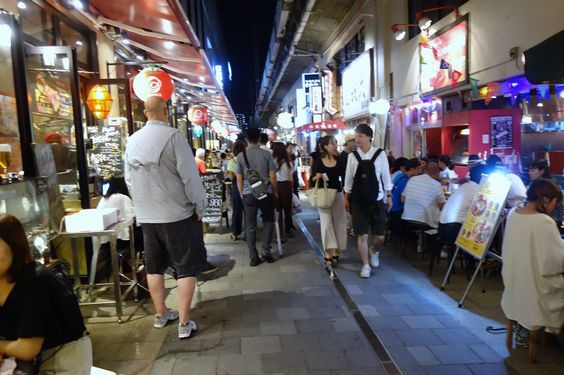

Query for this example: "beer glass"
[0,144,12,178]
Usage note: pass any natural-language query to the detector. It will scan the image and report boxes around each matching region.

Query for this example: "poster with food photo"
[456,173,511,259]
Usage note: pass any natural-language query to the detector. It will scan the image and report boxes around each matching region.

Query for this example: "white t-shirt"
[440,167,459,192]
[96,193,134,241]
[343,147,393,201]
[402,174,446,228]
[506,172,527,208]
[439,181,479,224]
[275,161,292,182]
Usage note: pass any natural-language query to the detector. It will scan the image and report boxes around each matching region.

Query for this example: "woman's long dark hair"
[104,175,130,198]
[0,214,33,282]
[439,155,454,170]
[319,135,336,160]
[526,179,563,215]
[272,142,291,170]
[529,160,551,179]
[232,140,246,156]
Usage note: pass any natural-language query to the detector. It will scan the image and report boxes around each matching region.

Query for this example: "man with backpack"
[236,127,279,266]
[344,124,393,278]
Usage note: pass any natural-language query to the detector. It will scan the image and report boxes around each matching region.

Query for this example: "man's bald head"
[144,96,168,121]
[424,162,441,180]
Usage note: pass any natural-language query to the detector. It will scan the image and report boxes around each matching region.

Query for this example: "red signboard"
[296,119,346,133]
[132,67,174,102]
[420,16,469,95]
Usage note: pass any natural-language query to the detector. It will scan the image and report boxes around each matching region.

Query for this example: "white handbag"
[307,179,337,209]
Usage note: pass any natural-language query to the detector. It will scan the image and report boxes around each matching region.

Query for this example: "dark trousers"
[438,222,462,244]
[292,171,299,196]
[231,184,243,236]
[243,193,274,259]
[277,181,294,235]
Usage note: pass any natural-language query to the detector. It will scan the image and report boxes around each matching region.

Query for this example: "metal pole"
[458,258,484,308]
[440,246,460,290]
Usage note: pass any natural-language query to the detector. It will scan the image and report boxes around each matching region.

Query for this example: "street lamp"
[416,5,461,31]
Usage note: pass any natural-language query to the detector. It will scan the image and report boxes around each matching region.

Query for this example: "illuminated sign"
[296,119,346,133]
[342,49,374,120]
[311,86,323,114]
[302,73,321,92]
[420,16,469,95]
[214,65,224,89]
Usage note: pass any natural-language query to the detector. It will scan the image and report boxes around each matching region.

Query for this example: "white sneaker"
[360,264,371,278]
[153,309,179,328]
[178,320,198,339]
[440,250,448,259]
[370,251,380,268]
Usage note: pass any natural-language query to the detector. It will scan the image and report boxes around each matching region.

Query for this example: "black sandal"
[331,256,339,266]
[324,257,333,266]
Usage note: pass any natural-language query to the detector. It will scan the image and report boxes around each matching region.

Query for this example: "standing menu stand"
[440,173,511,307]
[57,217,139,323]
[202,171,226,233]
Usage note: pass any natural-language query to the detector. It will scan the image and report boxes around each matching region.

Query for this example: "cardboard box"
[64,208,118,232]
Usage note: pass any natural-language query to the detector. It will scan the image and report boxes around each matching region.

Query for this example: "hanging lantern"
[132,67,174,102]
[188,106,208,125]
[86,85,113,119]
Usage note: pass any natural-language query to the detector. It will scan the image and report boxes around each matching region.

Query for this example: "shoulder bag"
[307,178,337,209]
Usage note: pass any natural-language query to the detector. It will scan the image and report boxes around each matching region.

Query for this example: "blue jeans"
[243,193,274,259]
[231,184,243,236]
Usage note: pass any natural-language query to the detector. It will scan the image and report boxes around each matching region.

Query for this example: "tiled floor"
[85,199,564,374]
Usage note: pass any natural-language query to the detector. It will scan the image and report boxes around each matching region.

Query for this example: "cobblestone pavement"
[85,197,563,375]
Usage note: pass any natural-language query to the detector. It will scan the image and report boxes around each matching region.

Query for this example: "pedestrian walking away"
[125,96,208,339]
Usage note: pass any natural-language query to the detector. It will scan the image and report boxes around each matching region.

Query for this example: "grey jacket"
[125,120,208,223]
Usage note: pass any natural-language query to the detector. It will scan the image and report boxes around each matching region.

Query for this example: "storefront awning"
[87,0,237,125]
[295,119,346,133]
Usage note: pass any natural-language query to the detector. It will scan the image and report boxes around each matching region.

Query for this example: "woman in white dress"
[501,179,564,347]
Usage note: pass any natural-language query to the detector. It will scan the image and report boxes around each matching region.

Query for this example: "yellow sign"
[456,173,511,259]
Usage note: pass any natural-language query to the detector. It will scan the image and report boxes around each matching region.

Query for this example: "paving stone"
[406,346,441,366]
[309,305,347,319]
[432,328,483,345]
[374,304,413,316]
[261,352,307,373]
[382,293,418,304]
[428,345,483,365]
[331,317,361,332]
[172,355,218,375]
[421,364,473,375]
[344,284,363,295]
[279,334,321,353]
[368,316,410,330]
[374,330,403,346]
[329,368,388,375]
[406,303,447,315]
[468,344,503,363]
[241,336,281,354]
[260,320,297,335]
[296,318,334,334]
[402,366,427,375]
[280,264,307,272]
[395,329,444,346]
[198,337,241,356]
[345,348,380,368]
[467,363,519,375]
[318,331,369,352]
[401,315,445,329]
[223,320,261,337]
[305,350,351,371]
[387,345,419,367]
[149,355,176,374]
[216,353,262,374]
[276,307,310,320]
[434,315,464,328]
[358,304,381,317]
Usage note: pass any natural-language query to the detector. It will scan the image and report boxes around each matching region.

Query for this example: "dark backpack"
[351,149,384,204]
[242,149,268,200]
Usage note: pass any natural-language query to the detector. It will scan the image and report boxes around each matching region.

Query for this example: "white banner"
[342,49,373,120]
[311,86,323,114]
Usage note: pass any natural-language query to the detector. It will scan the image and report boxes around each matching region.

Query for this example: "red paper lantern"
[132,67,174,102]
[188,106,208,125]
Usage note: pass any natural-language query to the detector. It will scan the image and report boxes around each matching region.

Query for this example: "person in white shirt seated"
[402,162,446,229]
[438,155,459,193]
[438,164,486,244]
[501,179,563,348]
[486,155,526,208]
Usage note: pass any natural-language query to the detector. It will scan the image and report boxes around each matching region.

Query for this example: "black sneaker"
[250,257,264,267]
[200,262,218,275]
[262,253,277,263]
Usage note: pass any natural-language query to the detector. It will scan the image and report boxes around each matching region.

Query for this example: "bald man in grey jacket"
[125,96,207,339]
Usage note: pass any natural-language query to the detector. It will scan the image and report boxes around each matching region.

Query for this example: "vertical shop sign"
[311,86,323,114]
[295,88,308,126]
[302,73,321,93]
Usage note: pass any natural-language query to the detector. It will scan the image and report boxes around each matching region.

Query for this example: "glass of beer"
[0,144,12,178]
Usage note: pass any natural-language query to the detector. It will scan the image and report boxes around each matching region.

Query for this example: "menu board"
[456,173,511,259]
[201,171,223,224]
[490,116,513,149]
[89,122,126,179]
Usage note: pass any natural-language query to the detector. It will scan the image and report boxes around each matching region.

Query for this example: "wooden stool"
[507,319,548,363]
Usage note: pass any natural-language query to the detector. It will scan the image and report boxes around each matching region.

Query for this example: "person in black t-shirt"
[0,214,91,374]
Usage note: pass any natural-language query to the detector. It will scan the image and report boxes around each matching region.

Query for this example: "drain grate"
[296,217,403,375]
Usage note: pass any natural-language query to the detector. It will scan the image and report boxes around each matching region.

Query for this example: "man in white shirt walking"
[344,124,393,279]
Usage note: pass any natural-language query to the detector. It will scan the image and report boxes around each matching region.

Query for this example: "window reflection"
[19,1,55,44]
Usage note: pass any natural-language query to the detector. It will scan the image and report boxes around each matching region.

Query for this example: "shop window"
[407,0,468,40]
[19,1,55,44]
[0,28,22,177]
[336,26,365,83]
[58,20,89,66]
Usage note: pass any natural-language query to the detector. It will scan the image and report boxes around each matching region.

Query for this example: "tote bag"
[307,179,337,209]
